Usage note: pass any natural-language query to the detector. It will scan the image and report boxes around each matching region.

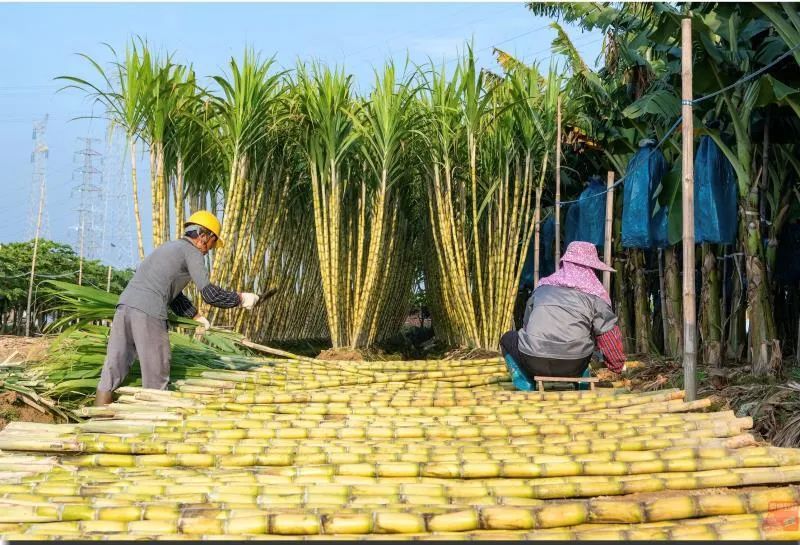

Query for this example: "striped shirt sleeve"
[200,284,241,309]
[596,325,626,373]
[169,292,197,318]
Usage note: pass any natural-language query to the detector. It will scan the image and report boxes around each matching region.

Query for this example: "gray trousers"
[98,304,171,392]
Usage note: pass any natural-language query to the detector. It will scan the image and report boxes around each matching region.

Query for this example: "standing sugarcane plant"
[164,69,204,239]
[294,62,417,349]
[420,50,556,349]
[59,38,154,260]
[205,51,286,325]
[294,63,358,348]
[346,63,420,347]
[140,51,192,249]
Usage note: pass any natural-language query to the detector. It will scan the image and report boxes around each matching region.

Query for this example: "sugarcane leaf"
[53,379,101,391]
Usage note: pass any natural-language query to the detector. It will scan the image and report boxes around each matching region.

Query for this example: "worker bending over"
[500,241,625,388]
[95,211,259,405]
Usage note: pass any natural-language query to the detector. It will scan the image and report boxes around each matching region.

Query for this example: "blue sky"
[0,2,602,268]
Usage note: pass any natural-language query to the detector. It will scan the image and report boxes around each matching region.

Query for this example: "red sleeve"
[596,325,626,373]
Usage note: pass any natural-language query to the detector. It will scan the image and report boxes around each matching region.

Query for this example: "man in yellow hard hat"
[95,211,260,405]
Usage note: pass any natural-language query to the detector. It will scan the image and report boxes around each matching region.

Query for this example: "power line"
[335,5,539,77]
[557,39,798,206]
[0,84,58,90]
[518,35,604,66]
[340,3,476,62]
[440,21,554,66]
[0,270,80,280]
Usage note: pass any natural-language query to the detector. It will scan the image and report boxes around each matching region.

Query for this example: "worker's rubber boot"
[94,390,114,406]
[503,354,534,391]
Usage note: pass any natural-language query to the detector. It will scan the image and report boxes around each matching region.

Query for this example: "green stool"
[577,366,593,391]
[503,354,534,391]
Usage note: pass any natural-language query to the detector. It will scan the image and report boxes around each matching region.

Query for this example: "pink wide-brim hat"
[561,241,616,272]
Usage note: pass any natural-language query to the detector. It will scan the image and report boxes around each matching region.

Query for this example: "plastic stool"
[503,353,534,391]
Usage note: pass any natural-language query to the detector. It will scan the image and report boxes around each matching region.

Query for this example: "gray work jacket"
[118,239,210,320]
[518,284,617,360]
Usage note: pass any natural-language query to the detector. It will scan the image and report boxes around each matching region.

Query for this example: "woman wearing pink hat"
[500,241,626,388]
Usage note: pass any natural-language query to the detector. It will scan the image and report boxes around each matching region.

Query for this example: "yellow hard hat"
[184,210,224,248]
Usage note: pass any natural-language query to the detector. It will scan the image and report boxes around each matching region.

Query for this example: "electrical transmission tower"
[100,123,136,270]
[25,115,49,337]
[27,115,49,241]
[72,137,103,284]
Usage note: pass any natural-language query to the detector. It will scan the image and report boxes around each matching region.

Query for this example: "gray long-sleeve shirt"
[118,238,240,320]
[518,284,617,360]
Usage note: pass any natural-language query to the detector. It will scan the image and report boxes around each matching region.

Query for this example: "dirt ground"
[0,336,56,430]
[0,391,55,430]
[0,335,50,363]
[317,348,366,361]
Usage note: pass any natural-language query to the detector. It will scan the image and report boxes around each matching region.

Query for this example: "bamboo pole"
[555,95,562,269]
[681,17,697,401]
[77,212,85,286]
[532,189,542,287]
[25,161,46,338]
[603,171,614,292]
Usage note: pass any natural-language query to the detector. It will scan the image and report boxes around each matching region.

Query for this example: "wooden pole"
[681,17,697,401]
[25,168,46,337]
[77,209,85,286]
[602,171,615,291]
[533,190,542,287]
[106,265,113,293]
[554,95,562,269]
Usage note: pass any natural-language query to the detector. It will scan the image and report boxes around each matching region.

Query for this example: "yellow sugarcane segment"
[4,349,800,540]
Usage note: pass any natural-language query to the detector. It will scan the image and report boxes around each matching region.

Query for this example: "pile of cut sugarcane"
[1,353,800,540]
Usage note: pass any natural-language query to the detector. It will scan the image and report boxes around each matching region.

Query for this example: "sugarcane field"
[2,1,800,541]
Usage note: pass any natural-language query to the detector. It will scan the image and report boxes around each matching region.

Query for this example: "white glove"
[240,292,260,310]
[194,316,211,334]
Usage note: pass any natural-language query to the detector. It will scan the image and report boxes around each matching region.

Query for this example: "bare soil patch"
[0,335,50,364]
[316,348,365,361]
[0,391,55,431]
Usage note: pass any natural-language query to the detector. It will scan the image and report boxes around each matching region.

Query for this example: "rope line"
[0,271,81,280]
[557,116,682,207]
[691,42,800,105]
[554,39,799,208]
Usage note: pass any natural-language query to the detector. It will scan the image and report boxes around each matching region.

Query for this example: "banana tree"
[546,18,668,354]
[694,11,782,374]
